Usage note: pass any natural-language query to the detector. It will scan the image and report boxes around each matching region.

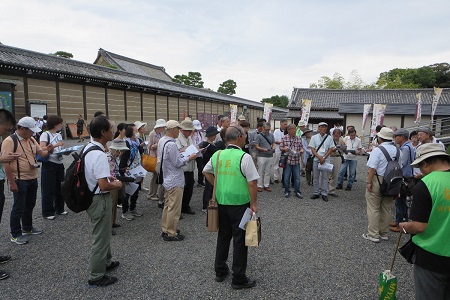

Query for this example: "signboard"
[30,103,47,118]
[0,91,12,112]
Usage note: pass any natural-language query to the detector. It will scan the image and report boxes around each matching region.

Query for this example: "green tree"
[429,63,450,88]
[217,79,237,95]
[50,51,73,59]
[309,72,345,89]
[261,95,289,108]
[172,71,204,88]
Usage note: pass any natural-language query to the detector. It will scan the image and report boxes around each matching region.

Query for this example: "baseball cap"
[18,116,42,133]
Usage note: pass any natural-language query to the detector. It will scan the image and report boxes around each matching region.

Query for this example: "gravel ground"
[0,140,415,299]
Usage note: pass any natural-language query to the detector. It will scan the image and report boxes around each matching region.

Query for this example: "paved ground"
[0,140,415,299]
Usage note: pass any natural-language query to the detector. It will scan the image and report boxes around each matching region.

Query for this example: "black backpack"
[376,146,404,196]
[61,144,102,213]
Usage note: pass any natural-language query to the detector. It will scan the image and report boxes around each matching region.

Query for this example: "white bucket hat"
[377,127,394,140]
[154,119,166,129]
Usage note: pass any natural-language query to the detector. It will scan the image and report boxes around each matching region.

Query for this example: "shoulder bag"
[207,151,221,232]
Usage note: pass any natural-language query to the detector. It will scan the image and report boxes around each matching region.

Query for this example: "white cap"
[192,120,202,130]
[18,117,42,133]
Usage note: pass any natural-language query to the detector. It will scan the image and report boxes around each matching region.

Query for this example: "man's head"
[165,120,183,138]
[256,122,263,133]
[393,128,409,146]
[94,111,105,118]
[262,122,271,134]
[180,119,195,138]
[375,125,385,133]
[347,129,357,139]
[221,117,230,129]
[286,124,296,137]
[16,116,41,139]
[89,115,113,143]
[225,125,246,148]
[0,109,16,136]
[217,115,224,127]
[409,130,418,144]
[332,128,342,139]
[317,122,328,135]
[411,143,450,175]
[417,127,432,144]
[377,127,394,143]
[239,120,250,133]
[279,119,288,131]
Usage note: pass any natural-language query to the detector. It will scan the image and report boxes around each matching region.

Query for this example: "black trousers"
[202,180,213,209]
[182,171,195,212]
[0,179,5,223]
[196,157,204,184]
[215,203,249,284]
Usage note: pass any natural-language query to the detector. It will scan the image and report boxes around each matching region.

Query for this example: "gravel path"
[0,141,415,299]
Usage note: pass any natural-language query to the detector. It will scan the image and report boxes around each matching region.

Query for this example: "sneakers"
[161,230,180,237]
[362,233,380,243]
[0,255,12,264]
[310,194,320,199]
[202,209,207,213]
[215,271,229,282]
[57,211,68,215]
[106,261,120,272]
[10,235,28,245]
[163,234,185,241]
[88,275,117,287]
[121,212,134,221]
[141,187,149,192]
[284,192,290,198]
[130,209,143,217]
[336,184,343,190]
[22,228,43,235]
[44,216,55,220]
[345,186,352,191]
[380,235,389,241]
[295,192,303,199]
[231,278,257,290]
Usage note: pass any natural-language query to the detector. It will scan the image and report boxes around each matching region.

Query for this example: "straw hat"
[411,143,450,167]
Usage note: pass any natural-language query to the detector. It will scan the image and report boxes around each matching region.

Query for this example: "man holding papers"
[203,125,259,290]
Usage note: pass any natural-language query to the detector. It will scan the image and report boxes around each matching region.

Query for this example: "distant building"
[287,88,450,140]
[0,44,286,131]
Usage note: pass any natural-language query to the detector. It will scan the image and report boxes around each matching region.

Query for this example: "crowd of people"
[0,110,449,297]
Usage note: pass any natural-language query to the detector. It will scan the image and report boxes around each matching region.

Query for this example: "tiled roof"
[94,49,172,81]
[286,110,342,119]
[0,44,287,112]
[288,88,450,109]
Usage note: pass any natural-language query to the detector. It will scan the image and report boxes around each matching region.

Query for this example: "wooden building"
[0,44,287,132]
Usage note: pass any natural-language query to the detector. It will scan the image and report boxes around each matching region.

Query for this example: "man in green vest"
[399,143,450,299]
[203,125,259,290]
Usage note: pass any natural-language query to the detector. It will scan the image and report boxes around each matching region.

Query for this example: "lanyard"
[16,134,37,166]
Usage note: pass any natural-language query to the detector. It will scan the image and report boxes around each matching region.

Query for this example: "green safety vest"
[412,171,450,257]
[211,149,250,205]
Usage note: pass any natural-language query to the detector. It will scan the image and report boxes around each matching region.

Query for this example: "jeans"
[10,179,38,237]
[338,159,357,187]
[414,264,450,300]
[395,195,408,224]
[283,164,300,194]
[41,161,65,217]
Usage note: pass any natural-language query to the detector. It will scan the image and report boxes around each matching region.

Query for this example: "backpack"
[61,144,102,213]
[376,146,404,196]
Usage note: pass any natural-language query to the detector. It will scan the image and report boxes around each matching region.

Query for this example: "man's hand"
[9,181,18,193]
[188,153,197,161]
[250,203,258,214]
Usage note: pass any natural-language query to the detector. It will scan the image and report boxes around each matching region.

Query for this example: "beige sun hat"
[165,120,183,130]
[411,143,450,167]
[180,119,195,131]
[377,127,394,140]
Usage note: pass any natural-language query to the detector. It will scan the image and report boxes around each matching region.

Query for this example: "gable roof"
[94,48,172,81]
[0,44,287,113]
[289,88,450,110]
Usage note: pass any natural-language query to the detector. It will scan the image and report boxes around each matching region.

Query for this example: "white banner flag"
[431,87,443,123]
[263,102,273,122]
[370,104,386,137]
[230,104,238,124]
[362,104,372,133]
[300,99,312,124]
[415,93,422,124]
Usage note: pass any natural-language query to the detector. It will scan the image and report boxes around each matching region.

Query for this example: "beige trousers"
[329,156,342,194]
[161,187,183,237]
[365,176,394,238]
[147,172,158,198]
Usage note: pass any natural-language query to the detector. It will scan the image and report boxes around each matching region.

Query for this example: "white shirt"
[308,133,335,162]
[83,141,110,194]
[40,131,63,164]
[366,142,402,176]
[203,145,260,182]
[343,136,362,160]
[273,128,285,153]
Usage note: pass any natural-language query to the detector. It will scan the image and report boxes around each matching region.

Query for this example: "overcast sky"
[1,0,449,102]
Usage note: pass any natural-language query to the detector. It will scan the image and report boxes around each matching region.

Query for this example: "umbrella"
[379,231,403,300]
